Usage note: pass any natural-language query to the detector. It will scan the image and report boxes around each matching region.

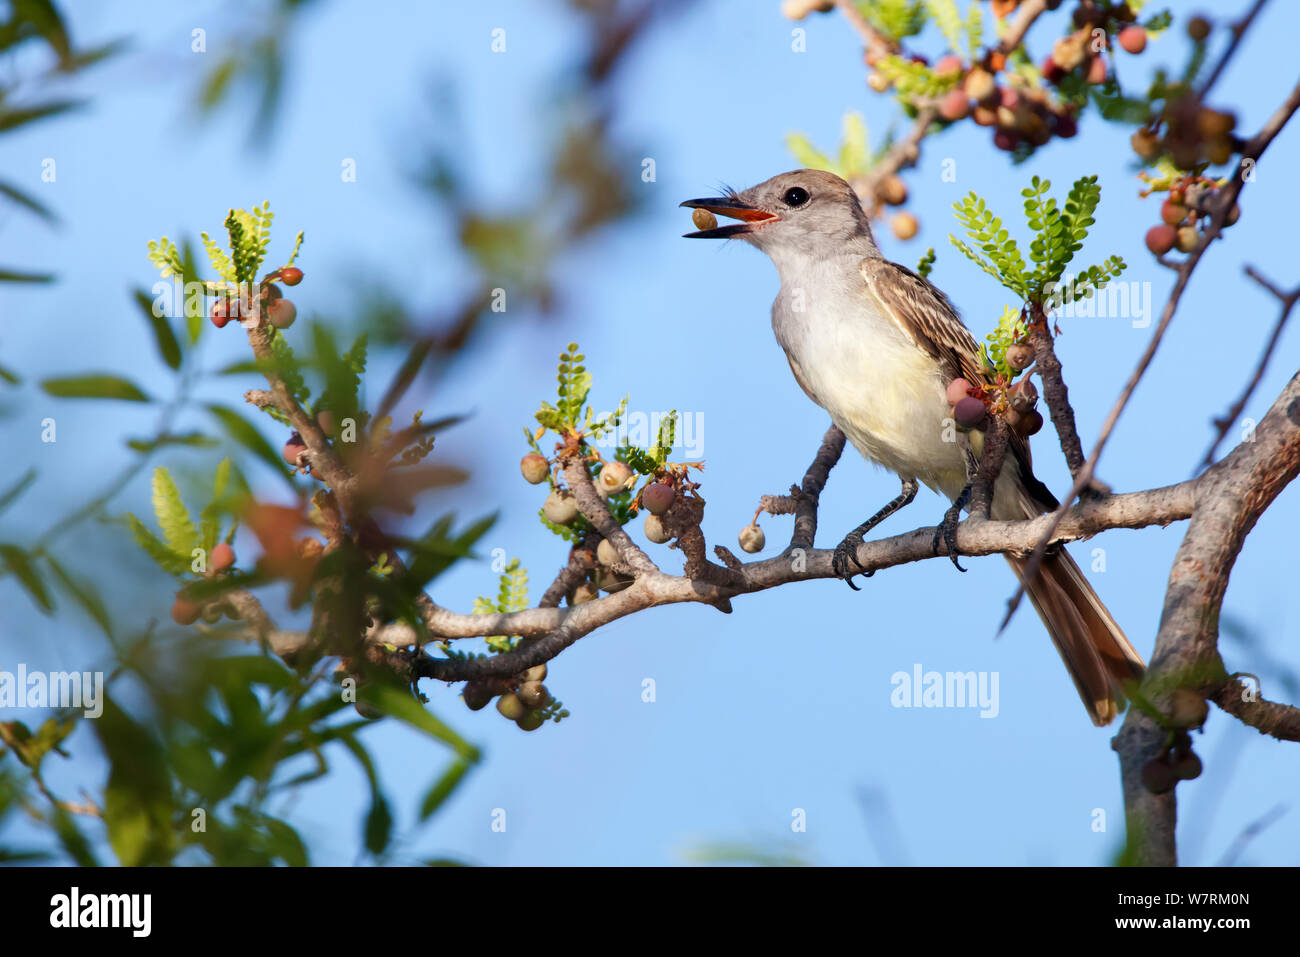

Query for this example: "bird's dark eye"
[782,186,810,208]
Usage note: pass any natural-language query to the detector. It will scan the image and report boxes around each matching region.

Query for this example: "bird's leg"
[832,477,919,589]
[931,443,980,572]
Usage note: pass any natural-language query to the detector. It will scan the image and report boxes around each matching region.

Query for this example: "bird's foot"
[832,531,873,589]
[930,484,971,572]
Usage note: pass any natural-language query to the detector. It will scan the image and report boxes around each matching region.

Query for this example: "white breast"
[771,260,968,499]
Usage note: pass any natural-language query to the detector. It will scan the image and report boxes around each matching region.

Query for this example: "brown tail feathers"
[1005,550,1146,725]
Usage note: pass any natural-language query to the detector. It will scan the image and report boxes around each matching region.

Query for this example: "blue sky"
[2,0,1298,865]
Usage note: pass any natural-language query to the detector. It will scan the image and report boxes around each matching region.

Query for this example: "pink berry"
[211,543,235,572]
[269,299,296,329]
[1118,26,1147,54]
[946,378,973,405]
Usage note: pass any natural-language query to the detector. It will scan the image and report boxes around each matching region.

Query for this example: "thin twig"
[1198,266,1300,469]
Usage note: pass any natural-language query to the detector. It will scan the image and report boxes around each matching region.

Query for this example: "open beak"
[680,196,778,238]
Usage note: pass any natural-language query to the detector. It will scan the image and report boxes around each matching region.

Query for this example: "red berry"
[211,543,235,572]
[210,301,230,329]
[279,267,304,286]
[1118,26,1147,54]
[316,410,336,436]
[953,396,987,430]
[1145,224,1176,255]
[1160,199,1187,226]
[171,596,201,625]
[282,433,307,466]
[946,378,973,405]
[1040,56,1065,85]
[1054,113,1078,138]
[993,128,1019,152]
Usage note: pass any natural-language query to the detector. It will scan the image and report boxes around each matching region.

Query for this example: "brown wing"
[859,257,1059,511]
[858,257,987,386]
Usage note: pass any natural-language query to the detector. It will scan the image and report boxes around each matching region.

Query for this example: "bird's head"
[681,169,877,267]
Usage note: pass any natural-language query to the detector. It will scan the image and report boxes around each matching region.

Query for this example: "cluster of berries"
[209,267,303,330]
[946,343,1043,439]
[1143,176,1239,256]
[462,663,552,732]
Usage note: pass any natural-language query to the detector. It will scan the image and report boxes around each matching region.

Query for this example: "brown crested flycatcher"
[682,169,1144,725]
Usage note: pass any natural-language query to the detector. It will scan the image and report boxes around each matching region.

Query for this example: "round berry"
[953,396,987,430]
[1118,26,1147,54]
[939,89,970,121]
[992,128,1019,152]
[891,212,918,241]
[516,710,544,732]
[1019,409,1044,437]
[1145,224,1177,255]
[1141,756,1176,794]
[879,174,907,207]
[1175,225,1199,253]
[462,681,493,711]
[971,104,998,127]
[211,543,235,572]
[599,460,633,493]
[738,524,765,554]
[867,71,890,93]
[691,207,718,232]
[934,54,962,76]
[496,693,525,721]
[644,513,672,544]
[1005,343,1034,372]
[171,596,201,625]
[642,482,675,515]
[946,378,972,405]
[1085,54,1108,85]
[523,663,547,683]
[269,299,296,329]
[1053,112,1078,139]
[596,538,620,567]
[543,489,579,526]
[316,410,337,436]
[282,433,307,466]
[1160,199,1187,226]
[210,301,230,329]
[1186,16,1210,42]
[964,68,996,103]
[520,453,549,485]
[1130,128,1160,159]
[1172,751,1203,781]
[517,680,548,709]
[279,267,304,286]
